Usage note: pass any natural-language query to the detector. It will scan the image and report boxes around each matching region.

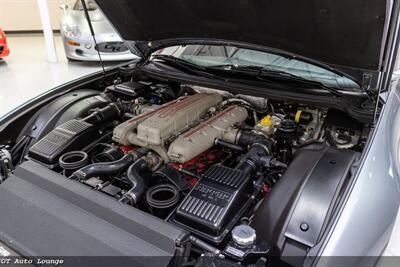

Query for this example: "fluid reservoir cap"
[260,115,273,127]
[231,224,257,247]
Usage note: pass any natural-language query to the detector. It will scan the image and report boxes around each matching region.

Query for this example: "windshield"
[156,45,360,90]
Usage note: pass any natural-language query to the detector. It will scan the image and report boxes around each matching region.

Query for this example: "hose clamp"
[251,142,271,155]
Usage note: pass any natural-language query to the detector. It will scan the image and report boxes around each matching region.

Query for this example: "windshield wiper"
[151,54,221,80]
[208,64,344,97]
[153,54,205,69]
[151,57,343,97]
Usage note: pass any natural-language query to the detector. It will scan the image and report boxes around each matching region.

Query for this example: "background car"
[0,27,10,59]
[59,0,136,62]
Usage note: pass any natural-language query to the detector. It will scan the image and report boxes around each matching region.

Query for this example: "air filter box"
[105,81,152,100]
[172,165,254,243]
[28,119,100,167]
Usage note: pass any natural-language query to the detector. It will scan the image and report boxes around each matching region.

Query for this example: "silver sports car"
[0,0,399,267]
[59,0,136,61]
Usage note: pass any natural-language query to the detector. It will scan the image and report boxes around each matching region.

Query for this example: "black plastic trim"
[0,161,187,263]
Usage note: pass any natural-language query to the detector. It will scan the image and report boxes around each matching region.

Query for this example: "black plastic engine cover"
[172,165,254,243]
[0,160,187,266]
[28,119,100,166]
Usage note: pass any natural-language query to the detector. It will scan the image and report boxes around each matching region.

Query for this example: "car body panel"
[314,82,400,264]
[0,28,10,58]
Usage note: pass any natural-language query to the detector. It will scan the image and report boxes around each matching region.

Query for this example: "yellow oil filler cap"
[294,110,303,123]
[260,115,273,126]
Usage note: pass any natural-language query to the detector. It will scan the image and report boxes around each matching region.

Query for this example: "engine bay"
[0,76,369,265]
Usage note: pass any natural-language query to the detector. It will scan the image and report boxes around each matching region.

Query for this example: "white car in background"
[59,0,136,62]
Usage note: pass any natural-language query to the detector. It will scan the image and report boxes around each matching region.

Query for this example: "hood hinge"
[362,73,382,127]
[362,73,376,99]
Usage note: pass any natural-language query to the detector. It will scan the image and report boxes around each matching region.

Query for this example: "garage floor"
[0,33,399,257]
[0,33,113,117]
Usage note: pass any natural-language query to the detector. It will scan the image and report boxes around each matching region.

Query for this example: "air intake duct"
[82,103,120,125]
[28,103,120,167]
[235,131,287,173]
[69,154,135,181]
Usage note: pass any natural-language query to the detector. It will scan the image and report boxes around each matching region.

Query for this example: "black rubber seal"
[59,151,89,171]
[146,184,179,209]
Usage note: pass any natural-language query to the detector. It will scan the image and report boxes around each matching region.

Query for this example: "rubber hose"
[124,158,149,205]
[69,153,135,180]
[237,131,273,150]
[235,133,273,177]
[215,139,245,153]
[82,103,120,125]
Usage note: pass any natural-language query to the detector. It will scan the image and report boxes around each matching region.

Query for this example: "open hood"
[95,0,392,85]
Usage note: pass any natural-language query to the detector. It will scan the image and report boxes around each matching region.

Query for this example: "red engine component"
[119,145,136,154]
[262,183,271,197]
[170,147,229,186]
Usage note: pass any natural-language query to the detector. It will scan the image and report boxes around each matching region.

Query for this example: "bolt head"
[300,223,309,232]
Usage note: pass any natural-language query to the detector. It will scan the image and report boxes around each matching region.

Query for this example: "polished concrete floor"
[0,33,399,257]
[0,33,113,117]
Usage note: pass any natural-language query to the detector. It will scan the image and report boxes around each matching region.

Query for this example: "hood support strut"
[81,0,106,77]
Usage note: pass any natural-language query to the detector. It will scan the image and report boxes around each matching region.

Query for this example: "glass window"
[158,45,360,90]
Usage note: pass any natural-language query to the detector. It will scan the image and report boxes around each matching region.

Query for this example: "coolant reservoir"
[254,115,275,136]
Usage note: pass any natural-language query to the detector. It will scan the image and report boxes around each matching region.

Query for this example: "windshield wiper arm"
[152,54,205,69]
[209,64,344,97]
[261,68,344,97]
[151,58,343,97]
[151,54,223,80]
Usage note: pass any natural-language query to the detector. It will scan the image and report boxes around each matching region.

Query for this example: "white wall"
[0,0,75,31]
